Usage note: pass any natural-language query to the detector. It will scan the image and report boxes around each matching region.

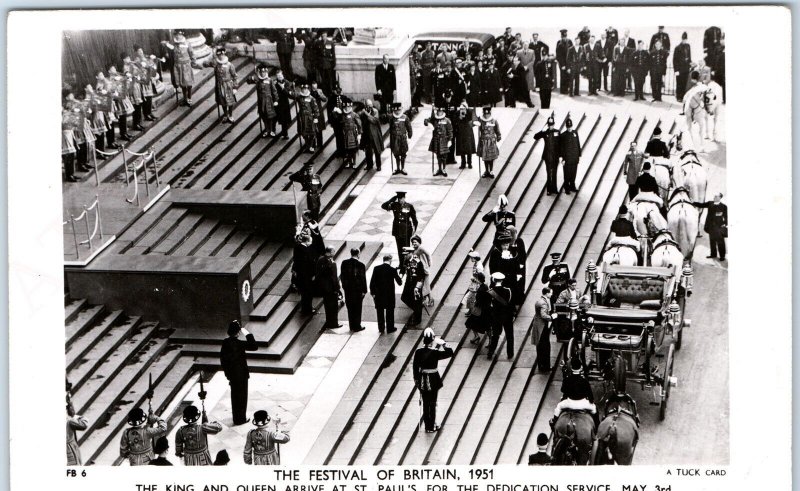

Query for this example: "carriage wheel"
[659,343,676,421]
[612,354,627,393]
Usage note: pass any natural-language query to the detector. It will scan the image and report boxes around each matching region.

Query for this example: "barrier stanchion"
[151,145,160,186]
[83,207,93,250]
[92,149,100,186]
[122,144,129,185]
[142,154,151,197]
[69,218,79,259]
[94,194,104,241]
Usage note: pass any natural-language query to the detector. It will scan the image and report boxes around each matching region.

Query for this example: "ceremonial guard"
[487,272,514,359]
[274,70,293,138]
[382,191,418,267]
[482,59,502,107]
[162,30,196,105]
[275,28,295,80]
[119,407,167,465]
[427,106,454,177]
[413,328,454,433]
[673,32,693,103]
[64,93,96,172]
[246,63,279,138]
[94,72,119,150]
[340,247,367,332]
[66,401,88,465]
[244,410,290,465]
[453,103,476,169]
[220,320,258,426]
[623,141,645,199]
[370,254,403,333]
[534,115,562,195]
[541,252,571,306]
[375,54,397,114]
[174,405,223,466]
[538,53,556,109]
[316,32,338,95]
[389,103,412,175]
[401,251,427,326]
[289,161,322,220]
[360,99,384,171]
[630,41,650,101]
[293,80,320,153]
[334,99,361,168]
[649,26,671,52]
[315,246,342,330]
[108,67,134,141]
[121,53,145,131]
[533,287,553,373]
[610,205,637,239]
[61,103,80,182]
[310,80,328,148]
[649,40,668,102]
[566,38,584,97]
[133,46,160,121]
[328,83,346,151]
[703,26,723,65]
[555,30,574,94]
[558,117,582,194]
[441,90,460,164]
[202,47,238,123]
[482,194,515,245]
[83,84,110,156]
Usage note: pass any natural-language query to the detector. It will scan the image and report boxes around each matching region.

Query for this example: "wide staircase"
[302,104,676,465]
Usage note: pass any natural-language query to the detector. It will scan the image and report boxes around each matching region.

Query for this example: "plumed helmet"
[127,408,147,426]
[498,194,509,208]
[423,328,435,344]
[183,404,200,423]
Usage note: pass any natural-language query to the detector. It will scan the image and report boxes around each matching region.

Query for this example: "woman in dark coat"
[452,104,476,169]
[466,63,482,107]
[465,271,492,349]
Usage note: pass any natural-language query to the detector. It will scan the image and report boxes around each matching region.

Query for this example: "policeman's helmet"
[253,410,271,426]
[183,405,201,424]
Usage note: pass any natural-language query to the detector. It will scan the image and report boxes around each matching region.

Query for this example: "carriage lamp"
[585,261,598,302]
[680,265,694,296]
[668,300,681,326]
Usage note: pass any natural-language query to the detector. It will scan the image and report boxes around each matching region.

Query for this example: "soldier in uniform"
[673,32,692,103]
[174,405,223,466]
[630,41,650,101]
[538,53,556,109]
[401,250,427,326]
[555,30,573,94]
[382,191,418,268]
[360,99,384,171]
[340,247,368,332]
[413,328,454,433]
[275,28,295,80]
[220,320,258,426]
[622,141,645,199]
[649,40,668,102]
[316,32,338,96]
[453,103,476,169]
[650,26,671,52]
[161,30,196,106]
[289,160,322,221]
[528,433,553,465]
[482,194,515,245]
[292,80,320,153]
[201,47,238,123]
[389,103,412,175]
[541,252,571,307]
[487,272,514,359]
[558,117,582,194]
[119,407,167,466]
[246,63,279,138]
[334,99,362,168]
[426,106,454,177]
[566,38,584,97]
[274,70,293,139]
[244,410,290,465]
[534,115,562,196]
[66,401,88,465]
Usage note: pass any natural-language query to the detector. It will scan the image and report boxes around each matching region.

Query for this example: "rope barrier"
[95,148,122,157]
[64,195,104,258]
[124,148,154,157]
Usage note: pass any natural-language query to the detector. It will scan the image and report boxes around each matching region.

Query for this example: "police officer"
[541,252,571,307]
[487,272,514,359]
[289,161,322,221]
[673,32,692,103]
[389,103,413,175]
[413,328,454,433]
[119,407,167,465]
[482,194,516,245]
[649,25,671,52]
[555,30,573,94]
[528,433,553,465]
[649,40,668,102]
[610,205,637,239]
[534,115,561,196]
[538,53,557,109]
[275,28,296,80]
[630,41,650,101]
[174,405,223,466]
[558,117,582,194]
[382,191,418,268]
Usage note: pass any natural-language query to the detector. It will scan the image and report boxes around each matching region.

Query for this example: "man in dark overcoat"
[220,320,258,425]
[370,254,403,333]
[558,117,582,193]
[340,247,367,332]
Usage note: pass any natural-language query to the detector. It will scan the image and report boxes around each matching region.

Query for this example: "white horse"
[666,188,700,259]
[650,158,673,204]
[603,237,641,266]
[650,229,686,269]
[628,193,668,237]
[671,151,708,204]
[704,82,723,142]
[683,84,714,152]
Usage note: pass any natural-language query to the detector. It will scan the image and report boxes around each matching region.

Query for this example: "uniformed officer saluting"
[541,252,571,307]
[534,115,562,196]
[482,194,516,246]
[413,328,455,433]
[381,191,418,268]
[289,161,322,221]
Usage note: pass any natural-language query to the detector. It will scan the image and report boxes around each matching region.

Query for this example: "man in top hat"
[244,410,290,465]
[487,271,514,359]
[340,247,368,332]
[315,246,343,330]
[200,47,239,123]
[119,407,167,465]
[427,106,454,177]
[174,405,223,466]
[389,103,413,175]
[482,194,516,245]
[382,191,418,268]
[161,30,196,106]
[149,437,173,465]
[542,253,571,306]
[645,127,670,158]
[275,28,296,80]
[635,162,659,195]
[673,32,693,103]
[413,328,455,433]
[556,30,574,94]
[610,205,637,240]
[360,99,384,171]
[649,40,669,102]
[528,433,553,465]
[333,97,362,168]
[370,254,403,334]
[246,63,279,137]
[289,160,322,221]
[558,117,582,194]
[375,54,397,115]
[534,115,562,195]
[630,41,650,101]
[537,53,557,109]
[475,106,502,177]
[650,25,671,52]
[274,69,293,139]
[293,80,320,153]
[220,320,258,426]
[622,141,645,199]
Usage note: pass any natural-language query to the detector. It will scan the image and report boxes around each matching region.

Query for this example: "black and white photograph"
[5,5,792,490]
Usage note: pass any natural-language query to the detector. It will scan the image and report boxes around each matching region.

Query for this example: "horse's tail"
[604,419,619,464]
